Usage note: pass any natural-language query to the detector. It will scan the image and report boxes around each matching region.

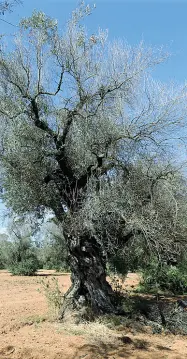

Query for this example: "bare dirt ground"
[1,270,187,359]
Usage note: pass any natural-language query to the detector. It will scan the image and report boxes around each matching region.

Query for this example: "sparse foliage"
[0,0,21,15]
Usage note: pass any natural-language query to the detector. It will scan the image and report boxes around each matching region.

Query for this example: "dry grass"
[58,320,121,347]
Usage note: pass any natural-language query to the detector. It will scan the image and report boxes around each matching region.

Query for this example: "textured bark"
[59,232,120,320]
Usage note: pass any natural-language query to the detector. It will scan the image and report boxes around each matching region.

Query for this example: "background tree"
[2,215,40,275]
[37,218,69,271]
[5,235,39,275]
[0,232,11,268]
[0,3,187,318]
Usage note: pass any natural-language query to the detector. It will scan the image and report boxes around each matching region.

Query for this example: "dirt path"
[0,270,187,359]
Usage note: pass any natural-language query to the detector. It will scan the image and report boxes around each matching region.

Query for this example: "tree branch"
[35,65,65,99]
[30,98,57,142]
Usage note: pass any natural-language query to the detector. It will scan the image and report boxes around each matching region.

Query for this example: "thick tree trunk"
[59,232,121,321]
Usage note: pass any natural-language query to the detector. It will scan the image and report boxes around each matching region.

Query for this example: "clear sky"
[0,0,187,229]
[1,0,187,83]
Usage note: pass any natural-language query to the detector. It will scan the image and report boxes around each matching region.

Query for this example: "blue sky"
[0,0,187,229]
[1,0,187,83]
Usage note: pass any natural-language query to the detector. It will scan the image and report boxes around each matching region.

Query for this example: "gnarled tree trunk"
[59,232,120,321]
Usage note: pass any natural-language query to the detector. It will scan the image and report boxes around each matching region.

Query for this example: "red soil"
[0,270,187,359]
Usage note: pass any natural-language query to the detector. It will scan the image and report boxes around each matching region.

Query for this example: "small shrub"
[140,258,187,294]
[38,277,63,316]
[9,255,39,276]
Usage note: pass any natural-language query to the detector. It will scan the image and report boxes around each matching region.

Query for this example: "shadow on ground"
[70,337,174,359]
[125,293,187,335]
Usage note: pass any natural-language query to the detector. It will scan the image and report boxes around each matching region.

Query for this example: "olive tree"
[0,3,187,318]
[91,161,187,266]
